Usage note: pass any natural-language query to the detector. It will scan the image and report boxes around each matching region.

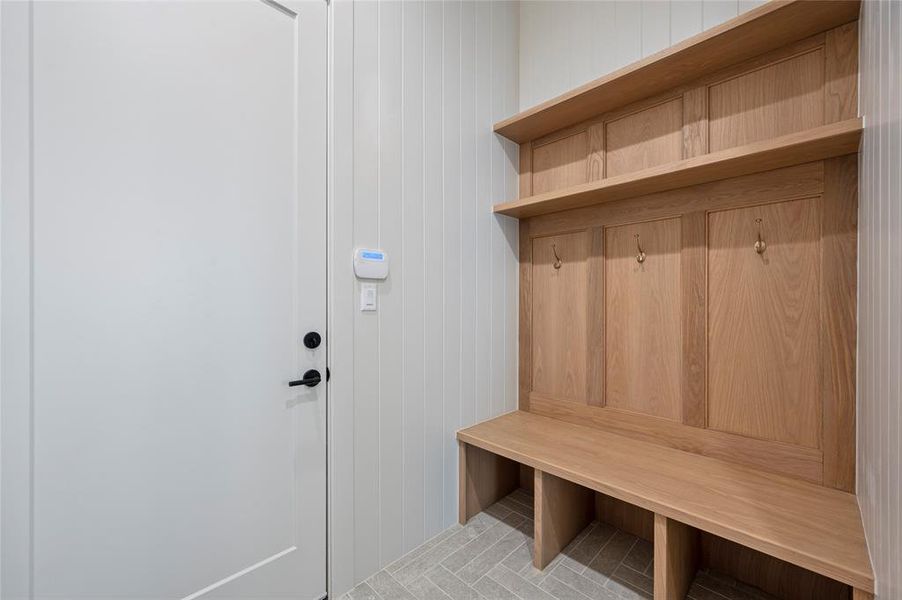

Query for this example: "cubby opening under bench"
[459,2,873,599]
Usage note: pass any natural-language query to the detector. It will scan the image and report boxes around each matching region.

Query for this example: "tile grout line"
[545,570,594,600]
[443,512,525,572]
[449,517,531,577]
[486,564,538,600]
[575,525,615,576]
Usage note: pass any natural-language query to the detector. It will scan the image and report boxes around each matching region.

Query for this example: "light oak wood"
[681,212,707,427]
[587,122,604,181]
[708,197,822,448]
[519,219,533,411]
[459,441,519,525]
[529,395,823,485]
[457,411,873,592]
[521,164,850,486]
[527,162,824,238]
[493,1,860,143]
[532,232,588,403]
[533,132,588,195]
[852,590,874,600]
[708,48,825,152]
[605,218,682,420]
[517,28,834,201]
[586,228,605,407]
[596,492,655,542]
[519,141,533,198]
[682,87,708,159]
[520,464,534,492]
[654,514,699,600]
[534,469,594,570]
[822,155,858,491]
[825,21,859,124]
[605,98,683,177]
[700,534,851,600]
[494,119,861,218]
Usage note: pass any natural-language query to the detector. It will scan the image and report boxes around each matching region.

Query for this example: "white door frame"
[0,1,329,598]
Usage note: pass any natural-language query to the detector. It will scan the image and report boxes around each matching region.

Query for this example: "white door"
[1,2,327,599]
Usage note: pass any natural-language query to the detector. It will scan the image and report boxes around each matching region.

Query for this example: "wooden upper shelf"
[493,118,862,218]
[458,411,874,593]
[494,0,861,143]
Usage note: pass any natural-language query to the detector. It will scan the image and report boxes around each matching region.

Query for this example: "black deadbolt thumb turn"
[304,331,322,349]
[288,369,321,387]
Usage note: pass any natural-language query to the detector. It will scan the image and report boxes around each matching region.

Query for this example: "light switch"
[360,284,377,311]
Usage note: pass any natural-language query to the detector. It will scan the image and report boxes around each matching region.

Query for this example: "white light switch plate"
[360,284,377,311]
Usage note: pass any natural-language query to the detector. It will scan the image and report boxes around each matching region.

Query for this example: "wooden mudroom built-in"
[458,2,873,599]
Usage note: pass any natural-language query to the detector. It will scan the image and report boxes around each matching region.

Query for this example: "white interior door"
[1,1,327,599]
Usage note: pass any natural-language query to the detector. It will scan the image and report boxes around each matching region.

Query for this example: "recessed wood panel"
[532,132,588,194]
[708,197,821,448]
[709,49,825,152]
[532,232,588,403]
[605,218,682,420]
[605,98,683,177]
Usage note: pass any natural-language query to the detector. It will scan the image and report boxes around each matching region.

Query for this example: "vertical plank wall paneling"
[859,2,902,599]
[330,1,520,595]
[518,0,766,109]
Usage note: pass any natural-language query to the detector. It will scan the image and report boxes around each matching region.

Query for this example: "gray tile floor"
[340,489,778,600]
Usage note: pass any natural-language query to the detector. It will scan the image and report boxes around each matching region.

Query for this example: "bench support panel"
[458,441,519,524]
[852,590,873,600]
[534,469,594,570]
[654,514,700,600]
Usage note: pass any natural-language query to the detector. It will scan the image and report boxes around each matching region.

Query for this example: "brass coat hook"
[754,218,767,254]
[635,234,646,264]
[552,243,562,269]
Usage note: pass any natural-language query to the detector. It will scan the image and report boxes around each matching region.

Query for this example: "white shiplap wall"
[858,2,902,599]
[329,1,520,595]
[519,0,765,110]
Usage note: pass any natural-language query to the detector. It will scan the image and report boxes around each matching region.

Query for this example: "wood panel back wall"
[517,21,859,492]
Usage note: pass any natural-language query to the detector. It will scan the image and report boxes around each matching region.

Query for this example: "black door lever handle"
[288,369,321,387]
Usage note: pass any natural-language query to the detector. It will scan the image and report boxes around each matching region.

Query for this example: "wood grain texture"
[527,162,825,238]
[531,231,588,403]
[587,122,604,181]
[700,534,851,600]
[681,212,707,427]
[457,411,873,592]
[852,590,874,600]
[682,86,708,159]
[494,119,860,218]
[595,492,655,542]
[605,218,682,420]
[821,155,858,491]
[529,395,823,485]
[825,21,859,124]
[586,228,605,407]
[532,132,588,194]
[654,514,700,600]
[707,197,822,448]
[494,0,861,143]
[519,141,533,198]
[459,441,519,525]
[709,49,825,152]
[520,464,534,492]
[519,219,533,411]
[605,98,683,177]
[534,469,594,570]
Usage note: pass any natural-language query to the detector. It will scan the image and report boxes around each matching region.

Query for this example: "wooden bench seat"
[457,411,873,597]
